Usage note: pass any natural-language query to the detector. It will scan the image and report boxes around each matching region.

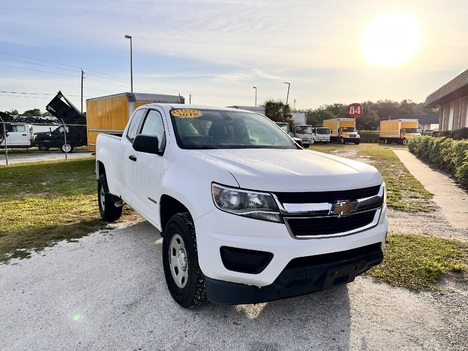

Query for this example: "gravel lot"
[0,148,467,351]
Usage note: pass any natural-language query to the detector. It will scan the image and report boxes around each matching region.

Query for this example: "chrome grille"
[273,184,384,239]
[285,210,378,237]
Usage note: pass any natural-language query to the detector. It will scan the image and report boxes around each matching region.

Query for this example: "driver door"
[122,108,167,225]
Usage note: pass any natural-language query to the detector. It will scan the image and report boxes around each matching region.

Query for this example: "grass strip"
[366,234,467,291]
[309,144,433,211]
[0,158,102,261]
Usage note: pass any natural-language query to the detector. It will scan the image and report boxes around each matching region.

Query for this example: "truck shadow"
[201,285,351,350]
[128,220,353,350]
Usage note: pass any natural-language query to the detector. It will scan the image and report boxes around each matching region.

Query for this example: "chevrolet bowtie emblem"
[330,200,358,217]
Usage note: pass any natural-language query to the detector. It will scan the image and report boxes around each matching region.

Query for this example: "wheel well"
[97,161,106,179]
[160,195,190,235]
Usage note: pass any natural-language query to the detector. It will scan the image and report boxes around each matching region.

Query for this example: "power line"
[0,63,79,78]
[0,90,54,96]
[0,56,78,72]
[0,51,233,107]
[0,51,82,70]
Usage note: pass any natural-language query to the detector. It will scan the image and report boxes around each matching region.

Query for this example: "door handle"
[129,155,137,161]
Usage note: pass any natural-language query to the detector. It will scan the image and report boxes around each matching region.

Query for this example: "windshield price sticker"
[171,109,203,118]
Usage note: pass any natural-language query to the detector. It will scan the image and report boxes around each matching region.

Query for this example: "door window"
[12,125,26,132]
[126,109,146,142]
[140,109,166,150]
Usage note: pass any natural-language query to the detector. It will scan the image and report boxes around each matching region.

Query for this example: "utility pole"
[81,69,85,115]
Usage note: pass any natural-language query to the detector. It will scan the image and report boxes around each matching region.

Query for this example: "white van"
[0,123,34,147]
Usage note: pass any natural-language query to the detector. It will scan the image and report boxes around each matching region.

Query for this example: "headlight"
[212,183,282,223]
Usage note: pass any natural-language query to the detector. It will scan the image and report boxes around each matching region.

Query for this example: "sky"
[0,0,467,114]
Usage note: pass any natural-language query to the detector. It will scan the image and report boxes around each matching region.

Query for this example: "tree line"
[262,99,439,130]
[2,108,52,117]
[4,99,439,131]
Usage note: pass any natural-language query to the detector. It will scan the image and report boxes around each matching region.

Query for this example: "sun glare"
[361,12,421,67]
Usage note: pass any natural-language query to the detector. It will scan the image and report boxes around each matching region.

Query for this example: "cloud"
[1,0,468,112]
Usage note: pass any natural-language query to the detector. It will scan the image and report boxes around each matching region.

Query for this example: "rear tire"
[98,174,122,222]
[163,213,207,308]
[38,146,50,151]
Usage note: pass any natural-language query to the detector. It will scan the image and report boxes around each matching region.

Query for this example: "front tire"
[163,213,207,308]
[38,146,50,151]
[98,174,122,222]
[61,143,74,153]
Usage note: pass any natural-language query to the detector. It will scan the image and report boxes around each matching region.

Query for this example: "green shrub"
[455,147,468,188]
[433,127,468,140]
[408,136,468,189]
[359,131,380,143]
[453,141,468,169]
[451,127,468,140]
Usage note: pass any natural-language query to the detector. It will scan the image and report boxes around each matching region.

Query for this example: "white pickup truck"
[96,104,388,308]
[0,123,34,148]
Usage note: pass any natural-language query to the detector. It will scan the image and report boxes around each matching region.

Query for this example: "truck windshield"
[342,127,356,132]
[276,123,290,134]
[403,128,418,133]
[170,109,296,149]
[295,125,312,134]
[315,127,330,135]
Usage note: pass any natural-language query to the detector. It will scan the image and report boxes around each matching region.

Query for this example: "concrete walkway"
[393,149,468,229]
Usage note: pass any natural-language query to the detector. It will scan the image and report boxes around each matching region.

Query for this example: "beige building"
[424,69,468,131]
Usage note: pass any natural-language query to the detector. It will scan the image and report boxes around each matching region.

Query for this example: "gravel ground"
[0,148,467,350]
[0,220,466,351]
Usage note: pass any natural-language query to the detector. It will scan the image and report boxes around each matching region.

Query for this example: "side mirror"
[133,134,160,154]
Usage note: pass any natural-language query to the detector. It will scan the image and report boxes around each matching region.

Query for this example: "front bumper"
[205,242,383,305]
[344,137,360,143]
[195,205,388,304]
[314,136,330,143]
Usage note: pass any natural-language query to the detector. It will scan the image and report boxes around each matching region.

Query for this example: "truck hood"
[188,149,382,192]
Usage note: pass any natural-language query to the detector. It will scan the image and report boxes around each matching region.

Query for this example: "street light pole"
[125,35,133,92]
[283,82,290,106]
[253,86,257,107]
